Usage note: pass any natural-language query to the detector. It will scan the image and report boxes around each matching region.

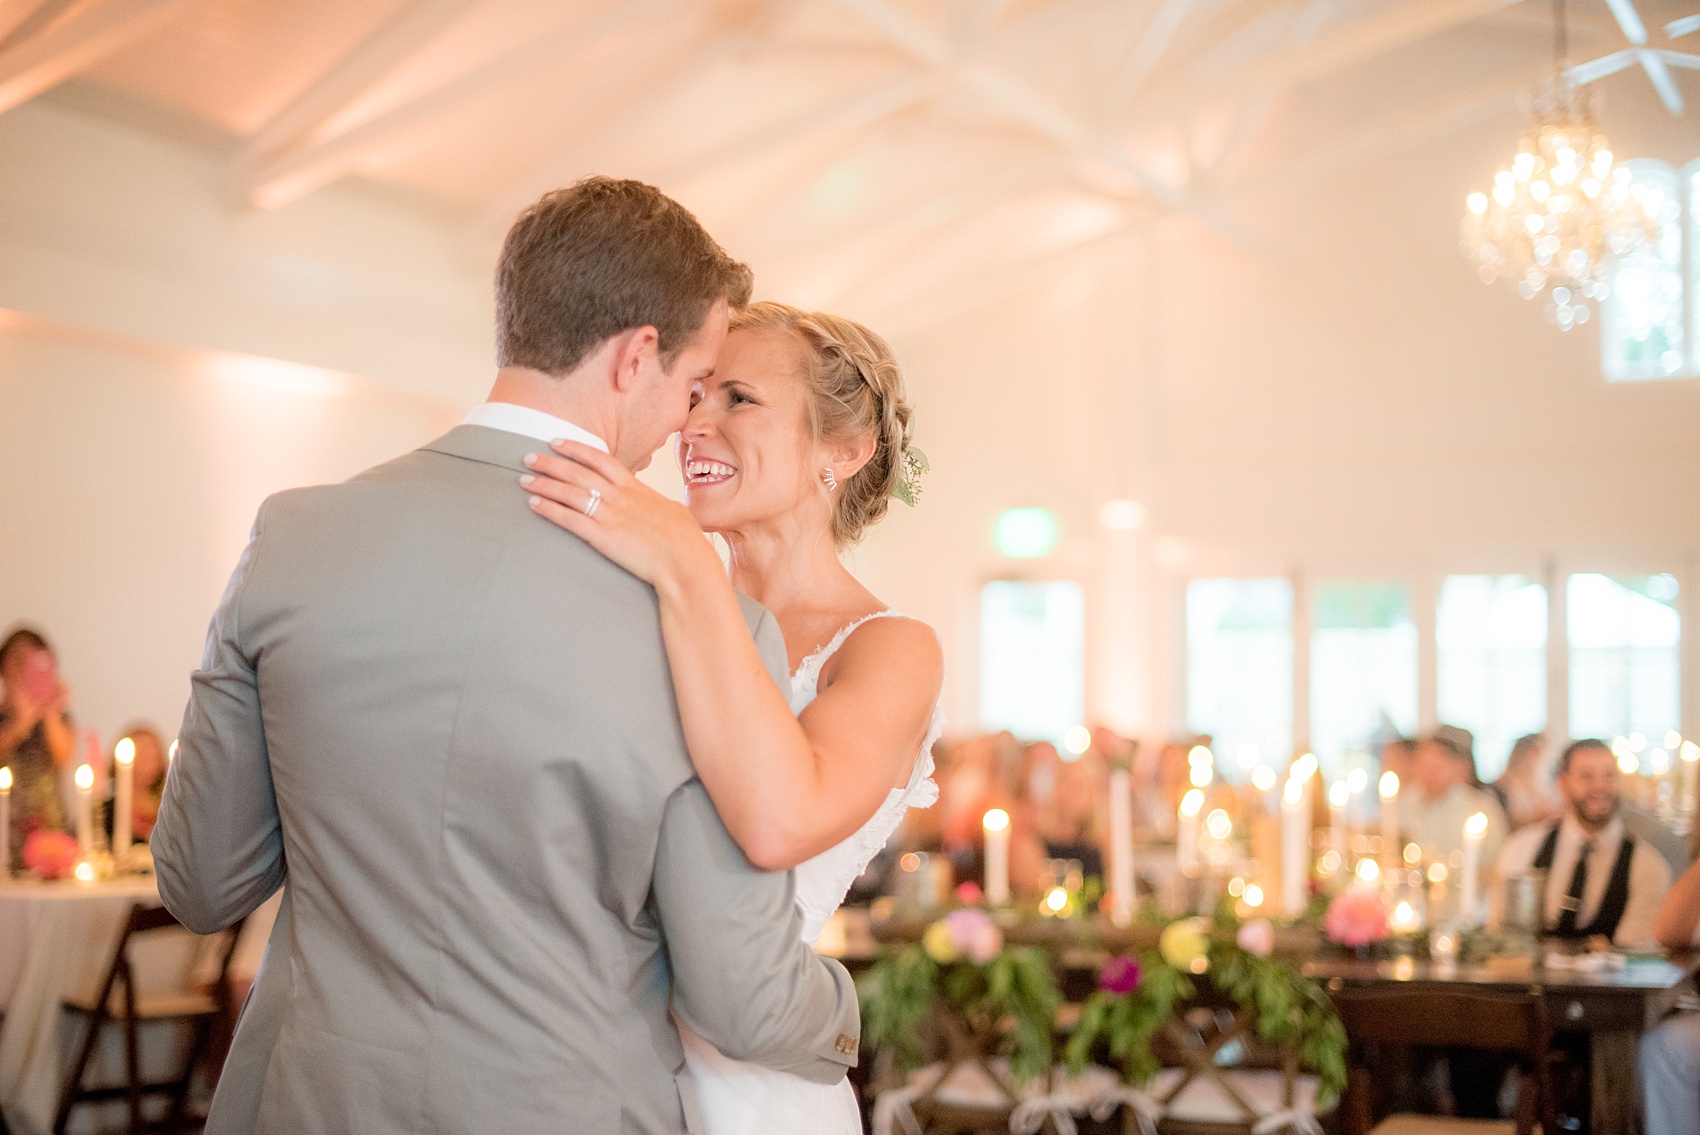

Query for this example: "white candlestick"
[1177,788,1204,876]
[1327,780,1348,868]
[982,809,1010,906]
[1680,742,1699,815]
[1461,810,1487,927]
[0,766,11,876]
[1379,771,1400,877]
[113,737,135,860]
[1280,776,1309,918]
[1108,768,1136,925]
[74,763,94,856]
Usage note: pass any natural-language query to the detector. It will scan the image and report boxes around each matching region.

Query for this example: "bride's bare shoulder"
[825,613,942,690]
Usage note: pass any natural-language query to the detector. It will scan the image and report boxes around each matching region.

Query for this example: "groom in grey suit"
[153,178,859,1134]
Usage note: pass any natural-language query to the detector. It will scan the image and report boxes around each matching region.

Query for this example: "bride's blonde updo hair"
[729,301,912,547]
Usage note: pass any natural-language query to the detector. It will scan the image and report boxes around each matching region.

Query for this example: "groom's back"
[235,426,716,1132]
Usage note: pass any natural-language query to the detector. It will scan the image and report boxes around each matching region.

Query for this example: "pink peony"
[24,830,79,880]
[1324,888,1390,948]
[1097,954,1141,995]
[943,908,1004,964]
[955,881,984,906]
[1236,918,1275,958]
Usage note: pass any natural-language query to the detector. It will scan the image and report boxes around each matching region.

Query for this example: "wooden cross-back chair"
[54,903,245,1135]
[1325,984,1556,1135]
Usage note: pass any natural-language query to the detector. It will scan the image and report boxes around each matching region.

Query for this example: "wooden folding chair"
[53,904,244,1134]
[1327,985,1556,1135]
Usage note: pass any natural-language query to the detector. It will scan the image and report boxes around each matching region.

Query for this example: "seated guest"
[1379,735,1416,787]
[102,726,170,844]
[1496,739,1670,947]
[1404,725,1507,864]
[1640,852,1700,1135]
[0,626,75,866]
[1493,732,1559,830]
[1036,748,1106,881]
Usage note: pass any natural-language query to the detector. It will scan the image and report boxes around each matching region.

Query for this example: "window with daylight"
[1310,582,1418,774]
[1187,578,1293,771]
[1602,159,1698,382]
[979,580,1084,743]
[1437,575,1548,781]
[1569,573,1682,742]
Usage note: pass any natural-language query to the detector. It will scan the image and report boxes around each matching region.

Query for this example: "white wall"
[852,77,1700,747]
[0,93,477,746]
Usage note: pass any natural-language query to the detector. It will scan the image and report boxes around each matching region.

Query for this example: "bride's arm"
[523,441,943,870]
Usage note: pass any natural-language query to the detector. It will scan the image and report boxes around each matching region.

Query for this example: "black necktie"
[1556,839,1593,935]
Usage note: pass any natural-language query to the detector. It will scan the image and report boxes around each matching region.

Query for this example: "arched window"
[1601,159,1696,382]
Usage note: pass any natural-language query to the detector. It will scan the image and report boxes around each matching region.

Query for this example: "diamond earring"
[821,467,838,492]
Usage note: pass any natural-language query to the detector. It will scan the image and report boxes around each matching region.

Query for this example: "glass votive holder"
[1429,924,1461,969]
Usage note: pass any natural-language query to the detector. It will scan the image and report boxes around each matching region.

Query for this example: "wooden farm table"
[1303,951,1700,1135]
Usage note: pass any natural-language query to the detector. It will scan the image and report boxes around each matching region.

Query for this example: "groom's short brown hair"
[495,177,752,375]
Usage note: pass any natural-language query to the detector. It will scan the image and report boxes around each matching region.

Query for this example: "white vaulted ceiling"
[2,0,1696,330]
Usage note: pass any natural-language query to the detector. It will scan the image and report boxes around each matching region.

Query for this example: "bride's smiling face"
[679,328,828,536]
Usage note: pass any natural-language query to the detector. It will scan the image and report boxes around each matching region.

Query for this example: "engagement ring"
[583,488,601,519]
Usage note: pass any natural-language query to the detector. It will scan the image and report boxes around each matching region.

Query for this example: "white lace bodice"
[788,611,943,943]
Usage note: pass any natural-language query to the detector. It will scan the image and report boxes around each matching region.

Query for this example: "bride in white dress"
[523,300,944,1134]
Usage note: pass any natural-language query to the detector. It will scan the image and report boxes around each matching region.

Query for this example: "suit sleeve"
[650,603,860,1084]
[153,503,286,934]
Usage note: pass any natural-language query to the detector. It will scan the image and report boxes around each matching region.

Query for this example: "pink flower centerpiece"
[923,908,1004,965]
[1097,954,1142,994]
[1324,888,1390,948]
[23,830,79,880]
[1236,918,1275,958]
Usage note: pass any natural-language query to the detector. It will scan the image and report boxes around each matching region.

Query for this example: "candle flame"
[0,767,11,790]
[1045,887,1068,913]
[1356,857,1381,884]
[1206,808,1233,840]
[1188,745,1213,767]
[1243,883,1264,907]
[1291,753,1319,782]
[1190,763,1212,788]
[1328,781,1349,809]
[1464,811,1488,838]
[1251,766,1276,792]
[1347,767,1368,794]
[1379,771,1400,800]
[74,861,96,883]
[74,764,94,791]
[1665,730,1682,751]
[982,808,1010,833]
[1682,741,1699,764]
[115,737,135,766]
[1180,788,1205,818]
[1282,777,1305,806]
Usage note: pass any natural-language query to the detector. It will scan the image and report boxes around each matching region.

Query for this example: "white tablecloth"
[0,877,277,1135]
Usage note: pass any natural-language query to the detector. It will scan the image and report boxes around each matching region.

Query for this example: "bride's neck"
[722,516,848,616]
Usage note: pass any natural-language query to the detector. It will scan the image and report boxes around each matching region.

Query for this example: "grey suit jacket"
[153,425,859,1135]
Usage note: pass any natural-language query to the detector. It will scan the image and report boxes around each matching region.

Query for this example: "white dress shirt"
[1496,811,1671,947]
[461,402,609,452]
[1406,782,1509,864]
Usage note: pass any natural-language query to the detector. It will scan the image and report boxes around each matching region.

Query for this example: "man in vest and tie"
[1496,738,1672,947]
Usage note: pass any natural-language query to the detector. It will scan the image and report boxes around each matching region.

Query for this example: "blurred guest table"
[1305,950,1700,1135]
[0,876,278,1135]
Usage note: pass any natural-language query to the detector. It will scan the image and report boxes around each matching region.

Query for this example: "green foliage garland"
[1065,942,1347,1106]
[857,945,1061,1082]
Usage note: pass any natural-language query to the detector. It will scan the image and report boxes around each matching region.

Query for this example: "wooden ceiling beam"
[240,0,477,168]
[1127,0,1529,129]
[238,0,691,210]
[0,0,192,116]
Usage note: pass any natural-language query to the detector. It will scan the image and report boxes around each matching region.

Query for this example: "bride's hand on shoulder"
[521,439,714,587]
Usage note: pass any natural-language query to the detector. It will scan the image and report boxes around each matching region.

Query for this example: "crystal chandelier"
[1459,0,1660,331]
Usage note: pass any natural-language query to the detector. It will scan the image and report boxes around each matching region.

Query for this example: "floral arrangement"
[23,829,79,880]
[1323,888,1390,948]
[858,908,1061,1081]
[1064,917,1347,1105]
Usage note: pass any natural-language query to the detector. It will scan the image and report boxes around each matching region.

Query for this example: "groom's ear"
[609,325,662,392]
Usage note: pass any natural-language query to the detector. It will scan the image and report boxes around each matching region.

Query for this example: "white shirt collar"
[461,402,609,453]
